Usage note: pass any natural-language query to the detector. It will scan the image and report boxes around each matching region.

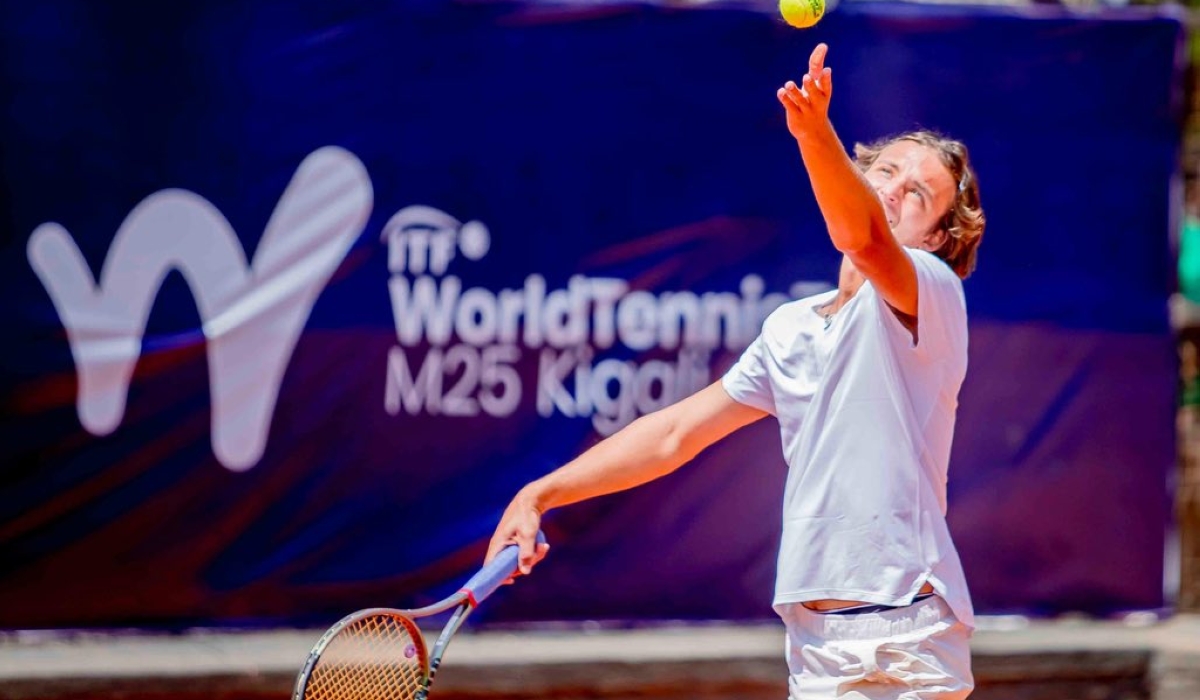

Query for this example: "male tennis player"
[486,43,985,699]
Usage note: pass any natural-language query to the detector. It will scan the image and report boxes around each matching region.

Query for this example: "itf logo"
[27,147,373,471]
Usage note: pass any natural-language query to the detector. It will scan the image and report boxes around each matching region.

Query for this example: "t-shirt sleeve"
[915,249,967,357]
[721,334,777,415]
[880,249,968,359]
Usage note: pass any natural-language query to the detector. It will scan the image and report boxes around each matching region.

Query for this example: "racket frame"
[292,606,432,700]
[409,595,473,700]
[294,533,542,700]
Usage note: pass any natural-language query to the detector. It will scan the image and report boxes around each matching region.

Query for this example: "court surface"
[1,614,1197,700]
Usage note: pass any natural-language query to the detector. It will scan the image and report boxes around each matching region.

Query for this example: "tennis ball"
[780,0,824,28]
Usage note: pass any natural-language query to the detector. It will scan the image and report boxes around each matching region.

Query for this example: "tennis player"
[486,42,985,699]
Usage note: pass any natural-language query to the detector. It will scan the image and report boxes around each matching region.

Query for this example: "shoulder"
[907,248,961,283]
[906,249,964,303]
[762,290,834,337]
[903,249,968,351]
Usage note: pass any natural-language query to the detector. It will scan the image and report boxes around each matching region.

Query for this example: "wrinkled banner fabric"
[0,0,1181,627]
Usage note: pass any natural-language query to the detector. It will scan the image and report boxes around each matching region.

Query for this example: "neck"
[817,258,864,318]
[836,257,865,299]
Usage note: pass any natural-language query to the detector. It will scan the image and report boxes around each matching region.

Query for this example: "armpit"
[886,303,919,344]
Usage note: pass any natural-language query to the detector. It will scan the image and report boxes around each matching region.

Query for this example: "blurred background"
[0,0,1196,697]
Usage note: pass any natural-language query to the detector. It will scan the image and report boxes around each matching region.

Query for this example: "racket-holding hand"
[486,488,550,582]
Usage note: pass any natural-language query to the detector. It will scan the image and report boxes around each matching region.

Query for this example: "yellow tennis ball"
[780,0,824,28]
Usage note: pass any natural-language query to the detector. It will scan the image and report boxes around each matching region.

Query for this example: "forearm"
[517,409,693,513]
[795,121,890,254]
[487,382,764,570]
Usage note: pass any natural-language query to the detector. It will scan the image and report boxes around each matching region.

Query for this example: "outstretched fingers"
[778,80,811,112]
[808,43,828,80]
[779,45,834,139]
[806,43,833,99]
[801,70,832,106]
[779,43,833,115]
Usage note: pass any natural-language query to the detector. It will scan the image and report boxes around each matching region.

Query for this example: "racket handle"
[461,531,547,606]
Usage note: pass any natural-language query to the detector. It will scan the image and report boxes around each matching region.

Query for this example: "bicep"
[661,381,769,458]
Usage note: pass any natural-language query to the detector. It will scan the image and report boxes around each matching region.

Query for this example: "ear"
[923,226,949,252]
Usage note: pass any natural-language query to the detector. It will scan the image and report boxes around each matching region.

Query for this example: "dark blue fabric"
[0,0,1182,628]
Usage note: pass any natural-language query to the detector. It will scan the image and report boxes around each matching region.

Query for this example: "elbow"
[828,195,893,251]
[827,215,887,256]
[869,215,894,244]
[832,235,869,256]
[639,410,689,474]
[654,420,686,471]
[837,219,894,258]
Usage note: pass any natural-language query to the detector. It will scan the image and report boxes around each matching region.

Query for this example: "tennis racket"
[293,532,545,700]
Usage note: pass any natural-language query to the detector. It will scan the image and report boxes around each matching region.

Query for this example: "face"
[862,141,957,251]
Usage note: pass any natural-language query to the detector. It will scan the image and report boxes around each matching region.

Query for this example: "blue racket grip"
[460,531,547,606]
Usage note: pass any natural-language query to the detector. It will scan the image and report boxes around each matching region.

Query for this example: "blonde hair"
[853,130,986,279]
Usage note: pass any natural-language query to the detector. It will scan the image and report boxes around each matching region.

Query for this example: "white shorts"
[777,595,974,700]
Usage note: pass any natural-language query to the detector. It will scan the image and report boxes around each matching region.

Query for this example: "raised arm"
[485,381,767,574]
[777,44,919,315]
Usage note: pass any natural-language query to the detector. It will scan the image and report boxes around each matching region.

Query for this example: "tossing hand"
[777,43,834,141]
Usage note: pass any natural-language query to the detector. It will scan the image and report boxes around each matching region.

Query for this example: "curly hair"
[853,131,986,279]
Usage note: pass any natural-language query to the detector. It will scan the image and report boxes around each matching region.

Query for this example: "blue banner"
[0,0,1182,627]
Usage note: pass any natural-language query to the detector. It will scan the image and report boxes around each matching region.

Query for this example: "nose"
[877,179,902,203]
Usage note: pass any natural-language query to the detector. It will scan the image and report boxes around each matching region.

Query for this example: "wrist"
[796,119,838,149]
[517,482,550,514]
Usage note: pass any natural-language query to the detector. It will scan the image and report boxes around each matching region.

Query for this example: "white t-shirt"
[722,249,974,628]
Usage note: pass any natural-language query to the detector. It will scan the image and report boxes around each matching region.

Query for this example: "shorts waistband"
[780,594,955,642]
[816,592,936,616]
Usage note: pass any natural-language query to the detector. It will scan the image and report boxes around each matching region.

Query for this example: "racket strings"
[305,614,427,700]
